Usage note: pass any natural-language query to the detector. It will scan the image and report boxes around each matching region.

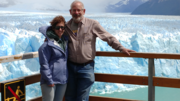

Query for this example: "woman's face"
[54,22,65,38]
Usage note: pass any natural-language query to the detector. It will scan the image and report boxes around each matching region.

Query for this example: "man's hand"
[48,84,54,87]
[121,48,136,56]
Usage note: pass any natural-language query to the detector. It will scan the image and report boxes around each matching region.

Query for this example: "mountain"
[106,0,148,13]
[131,0,180,15]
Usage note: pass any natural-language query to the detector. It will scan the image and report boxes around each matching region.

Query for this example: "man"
[65,1,136,101]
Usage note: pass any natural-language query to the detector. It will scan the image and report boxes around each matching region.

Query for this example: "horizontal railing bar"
[1,73,180,92]
[25,73,41,85]
[95,73,180,88]
[89,96,141,101]
[0,52,38,63]
[2,73,180,92]
[0,73,41,92]
[1,51,180,63]
[28,95,141,101]
[96,51,180,59]
[153,76,180,88]
[95,73,148,85]
[28,96,42,101]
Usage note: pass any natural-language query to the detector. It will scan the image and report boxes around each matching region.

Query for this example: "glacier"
[0,11,180,100]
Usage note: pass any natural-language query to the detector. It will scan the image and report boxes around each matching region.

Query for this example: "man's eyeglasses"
[54,26,65,30]
[71,9,84,13]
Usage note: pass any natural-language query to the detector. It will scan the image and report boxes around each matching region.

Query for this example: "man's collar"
[81,16,85,25]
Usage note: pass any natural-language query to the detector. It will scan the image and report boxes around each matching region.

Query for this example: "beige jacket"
[65,17,125,63]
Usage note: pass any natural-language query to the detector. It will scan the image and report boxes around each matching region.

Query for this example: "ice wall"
[0,12,180,99]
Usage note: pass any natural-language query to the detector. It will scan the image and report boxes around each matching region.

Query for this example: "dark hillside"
[131,0,180,15]
[106,0,146,13]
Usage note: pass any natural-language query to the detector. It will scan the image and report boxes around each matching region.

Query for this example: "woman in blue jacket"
[38,15,68,101]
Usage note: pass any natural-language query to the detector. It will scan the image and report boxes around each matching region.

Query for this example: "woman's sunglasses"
[54,26,65,30]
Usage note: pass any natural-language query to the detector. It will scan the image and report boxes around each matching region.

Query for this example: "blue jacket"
[38,26,68,85]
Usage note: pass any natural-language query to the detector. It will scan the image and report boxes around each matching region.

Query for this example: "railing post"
[148,58,155,101]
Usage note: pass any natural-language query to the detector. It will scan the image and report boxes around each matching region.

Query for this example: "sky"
[0,0,125,13]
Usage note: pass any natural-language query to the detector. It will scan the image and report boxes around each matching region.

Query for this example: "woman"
[38,15,68,101]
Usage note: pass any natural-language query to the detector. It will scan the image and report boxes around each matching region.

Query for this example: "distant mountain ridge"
[106,0,147,13]
[131,0,180,15]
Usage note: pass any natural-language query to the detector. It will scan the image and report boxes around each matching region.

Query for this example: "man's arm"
[92,21,136,56]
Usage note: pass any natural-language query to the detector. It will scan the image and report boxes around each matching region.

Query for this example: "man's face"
[70,2,85,23]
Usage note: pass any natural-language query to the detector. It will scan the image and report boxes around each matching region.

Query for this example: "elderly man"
[65,1,136,101]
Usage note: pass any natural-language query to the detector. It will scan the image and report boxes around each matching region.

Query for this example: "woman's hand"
[44,38,47,42]
[48,84,54,87]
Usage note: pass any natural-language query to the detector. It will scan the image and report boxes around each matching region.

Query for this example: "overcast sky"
[0,0,126,13]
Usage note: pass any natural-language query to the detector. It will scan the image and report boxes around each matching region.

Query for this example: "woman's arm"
[38,43,54,85]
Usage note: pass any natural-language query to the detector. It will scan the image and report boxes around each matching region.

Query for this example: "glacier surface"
[0,12,180,100]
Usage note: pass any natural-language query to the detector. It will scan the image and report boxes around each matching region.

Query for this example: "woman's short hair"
[50,15,66,28]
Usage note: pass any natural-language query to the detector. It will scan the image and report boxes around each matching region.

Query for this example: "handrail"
[28,95,141,101]
[0,52,38,63]
[1,51,180,101]
[1,51,180,63]
[96,51,180,59]
[1,73,180,92]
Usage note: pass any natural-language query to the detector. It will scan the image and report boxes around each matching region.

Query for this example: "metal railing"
[1,51,180,101]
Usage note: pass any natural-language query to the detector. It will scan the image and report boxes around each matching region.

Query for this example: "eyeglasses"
[54,26,65,30]
[71,9,84,13]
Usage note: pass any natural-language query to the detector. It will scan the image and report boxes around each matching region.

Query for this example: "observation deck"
[1,51,180,101]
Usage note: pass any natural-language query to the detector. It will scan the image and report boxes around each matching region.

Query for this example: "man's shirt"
[65,17,125,64]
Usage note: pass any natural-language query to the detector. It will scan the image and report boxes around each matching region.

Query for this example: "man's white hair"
[70,0,84,9]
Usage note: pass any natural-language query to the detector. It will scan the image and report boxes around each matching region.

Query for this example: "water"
[0,11,180,101]
[90,87,180,101]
